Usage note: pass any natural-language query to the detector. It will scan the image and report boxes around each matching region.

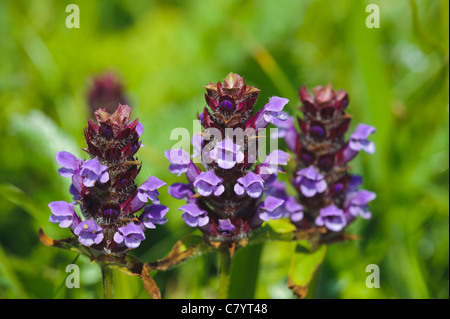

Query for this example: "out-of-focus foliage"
[0,0,448,299]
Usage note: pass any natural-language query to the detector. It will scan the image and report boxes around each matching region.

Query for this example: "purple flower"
[131,176,166,211]
[168,183,195,201]
[185,162,201,184]
[218,219,235,233]
[271,115,298,153]
[113,222,146,249]
[315,204,346,232]
[192,134,203,159]
[74,220,104,247]
[344,124,376,162]
[136,122,144,137]
[48,201,80,229]
[209,138,244,169]
[80,158,109,187]
[165,148,191,176]
[284,197,304,223]
[140,205,169,229]
[345,190,376,220]
[257,196,285,222]
[193,171,225,197]
[263,180,304,222]
[294,166,327,197]
[349,124,376,153]
[56,151,83,178]
[254,97,289,129]
[179,203,209,227]
[234,172,265,198]
[259,150,290,175]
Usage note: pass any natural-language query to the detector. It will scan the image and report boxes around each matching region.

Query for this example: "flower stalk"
[101,264,114,299]
[217,251,232,299]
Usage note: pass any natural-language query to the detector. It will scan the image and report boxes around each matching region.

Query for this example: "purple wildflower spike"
[48,105,168,259]
[167,73,291,246]
[275,84,375,239]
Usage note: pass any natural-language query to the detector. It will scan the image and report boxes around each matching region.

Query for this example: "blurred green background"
[0,0,448,299]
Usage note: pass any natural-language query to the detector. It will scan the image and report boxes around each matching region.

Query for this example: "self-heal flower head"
[193,171,225,197]
[113,222,146,249]
[56,151,83,178]
[49,201,80,229]
[234,172,265,198]
[294,166,327,197]
[165,149,191,176]
[209,138,244,170]
[46,104,168,261]
[315,204,346,232]
[179,203,209,227]
[167,73,292,246]
[80,158,109,187]
[140,205,169,229]
[74,220,104,247]
[345,190,376,220]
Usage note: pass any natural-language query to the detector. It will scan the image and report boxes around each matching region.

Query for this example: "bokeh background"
[0,0,448,299]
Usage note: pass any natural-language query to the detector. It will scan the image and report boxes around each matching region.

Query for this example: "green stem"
[101,264,113,299]
[217,251,232,299]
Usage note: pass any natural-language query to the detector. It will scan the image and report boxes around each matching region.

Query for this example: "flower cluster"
[166,73,290,245]
[274,84,376,234]
[48,105,168,258]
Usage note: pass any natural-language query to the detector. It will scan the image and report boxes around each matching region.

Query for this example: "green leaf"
[266,219,297,234]
[288,242,327,299]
